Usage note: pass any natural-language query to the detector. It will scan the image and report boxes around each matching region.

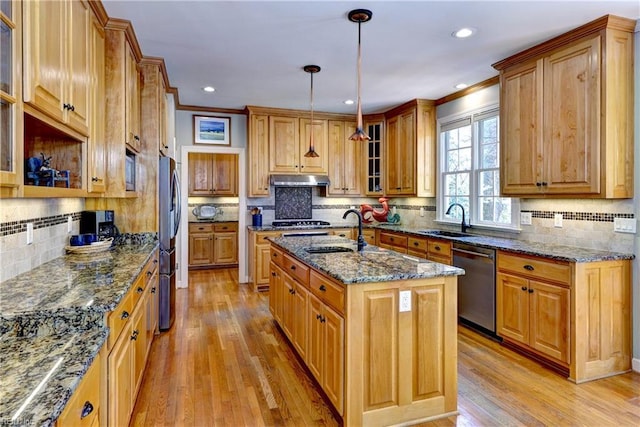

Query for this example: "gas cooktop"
[271,220,331,227]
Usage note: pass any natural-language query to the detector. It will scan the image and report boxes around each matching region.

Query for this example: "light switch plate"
[520,212,532,225]
[614,217,636,234]
[419,207,425,217]
[399,290,411,312]
[554,213,563,228]
[26,223,34,245]
[67,216,73,233]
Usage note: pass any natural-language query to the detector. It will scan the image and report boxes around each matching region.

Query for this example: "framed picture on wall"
[193,115,231,145]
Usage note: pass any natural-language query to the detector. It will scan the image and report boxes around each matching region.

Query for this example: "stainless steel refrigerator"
[159,157,181,330]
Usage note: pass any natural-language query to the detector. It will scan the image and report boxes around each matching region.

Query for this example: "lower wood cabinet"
[57,351,103,427]
[379,230,452,265]
[188,222,238,268]
[106,250,158,427]
[250,230,282,291]
[496,250,631,382]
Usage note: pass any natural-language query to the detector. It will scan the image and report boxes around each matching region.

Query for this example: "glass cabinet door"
[364,121,383,196]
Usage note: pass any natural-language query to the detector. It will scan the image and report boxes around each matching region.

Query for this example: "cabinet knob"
[151,287,156,294]
[528,288,534,293]
[316,314,322,320]
[91,177,99,182]
[137,286,144,293]
[134,135,140,141]
[146,271,152,277]
[130,330,139,341]
[290,265,296,271]
[81,401,94,419]
[121,311,129,320]
[164,145,169,149]
[319,284,326,292]
[434,245,441,251]
[413,242,419,246]
[523,264,534,271]
[271,272,276,277]
[521,286,528,291]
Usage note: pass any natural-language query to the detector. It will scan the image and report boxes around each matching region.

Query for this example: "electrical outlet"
[350,205,355,210]
[520,212,532,225]
[614,217,636,234]
[67,216,73,233]
[399,290,411,312]
[554,213,563,228]
[419,207,425,217]
[26,223,34,245]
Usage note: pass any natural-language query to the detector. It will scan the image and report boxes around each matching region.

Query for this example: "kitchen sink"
[419,230,471,238]
[304,246,354,254]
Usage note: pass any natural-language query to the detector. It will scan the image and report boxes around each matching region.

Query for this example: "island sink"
[304,246,354,254]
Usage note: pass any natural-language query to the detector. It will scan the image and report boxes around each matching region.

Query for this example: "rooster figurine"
[360,197,391,223]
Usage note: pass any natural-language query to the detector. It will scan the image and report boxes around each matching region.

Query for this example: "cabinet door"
[131,294,148,397]
[269,116,299,173]
[500,60,542,195]
[328,120,360,196]
[146,276,158,347]
[22,0,66,123]
[323,303,344,415]
[88,16,106,193]
[291,283,309,359]
[125,45,141,151]
[397,110,416,194]
[188,232,213,266]
[269,264,283,323]
[213,232,237,264]
[299,118,328,174]
[212,153,237,196]
[108,330,133,427]
[256,244,273,285]
[385,116,400,194]
[281,274,296,339]
[307,293,324,383]
[363,120,384,196]
[66,0,90,135]
[496,273,529,345]
[529,280,570,363]
[543,36,600,194]
[249,114,270,196]
[188,152,212,195]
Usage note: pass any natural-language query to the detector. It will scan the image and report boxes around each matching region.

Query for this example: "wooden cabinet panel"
[131,292,148,396]
[268,263,284,323]
[108,322,132,427]
[496,272,530,345]
[495,17,635,198]
[188,232,213,266]
[189,222,238,268]
[385,109,415,196]
[125,45,141,152]
[307,294,324,383]
[87,16,106,194]
[269,116,299,173]
[213,232,237,264]
[300,118,328,174]
[498,252,571,284]
[249,114,270,196]
[413,286,446,398]
[363,118,384,196]
[188,153,238,196]
[328,120,361,196]
[291,282,309,359]
[250,231,282,291]
[529,280,570,363]
[322,303,344,413]
[58,353,101,427]
[66,0,91,134]
[309,270,345,315]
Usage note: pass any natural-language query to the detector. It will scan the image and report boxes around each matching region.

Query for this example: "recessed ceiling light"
[452,27,476,38]
[455,83,468,89]
[344,99,354,105]
[203,86,215,93]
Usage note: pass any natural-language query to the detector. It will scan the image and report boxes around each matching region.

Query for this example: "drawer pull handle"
[146,271,152,277]
[434,245,441,251]
[319,285,326,292]
[137,286,144,293]
[521,286,528,291]
[290,265,296,271]
[121,311,129,320]
[413,242,419,246]
[271,272,276,277]
[320,315,326,323]
[81,401,94,419]
[528,289,534,293]
[130,330,139,340]
[151,287,156,294]
[198,227,205,230]
[523,264,534,271]
[153,259,158,264]
[316,314,322,320]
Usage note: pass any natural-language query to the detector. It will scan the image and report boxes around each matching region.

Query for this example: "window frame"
[436,105,520,232]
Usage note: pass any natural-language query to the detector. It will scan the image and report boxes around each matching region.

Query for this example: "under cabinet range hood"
[270,174,330,187]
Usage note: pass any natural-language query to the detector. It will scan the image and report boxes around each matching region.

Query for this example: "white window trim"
[436,105,521,233]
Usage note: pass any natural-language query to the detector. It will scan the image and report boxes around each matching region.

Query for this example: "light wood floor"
[130,268,640,427]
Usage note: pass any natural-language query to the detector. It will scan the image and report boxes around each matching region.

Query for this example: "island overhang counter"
[268,235,465,427]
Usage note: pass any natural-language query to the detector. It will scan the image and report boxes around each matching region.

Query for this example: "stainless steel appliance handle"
[172,169,181,237]
[452,247,493,259]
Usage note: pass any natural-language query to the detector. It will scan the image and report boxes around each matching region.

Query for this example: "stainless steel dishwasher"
[452,242,497,335]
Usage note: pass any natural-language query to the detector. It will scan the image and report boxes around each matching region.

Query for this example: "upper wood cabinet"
[327,120,361,196]
[125,45,142,152]
[23,0,91,136]
[87,15,106,194]
[248,114,270,196]
[383,99,436,197]
[188,152,238,196]
[363,117,384,196]
[494,15,635,198]
[269,116,328,175]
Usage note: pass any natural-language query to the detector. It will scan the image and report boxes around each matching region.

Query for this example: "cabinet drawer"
[498,251,571,285]
[270,246,284,268]
[130,274,147,311]
[428,239,451,257]
[214,222,237,232]
[407,236,428,253]
[284,254,310,286]
[108,290,133,349]
[309,270,344,315]
[378,231,408,249]
[189,223,214,233]
[331,228,353,238]
[57,355,101,426]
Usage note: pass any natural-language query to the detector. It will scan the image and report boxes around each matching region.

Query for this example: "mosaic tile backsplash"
[274,187,312,219]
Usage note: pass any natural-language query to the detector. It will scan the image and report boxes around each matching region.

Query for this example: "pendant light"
[348,8,372,141]
[303,64,321,158]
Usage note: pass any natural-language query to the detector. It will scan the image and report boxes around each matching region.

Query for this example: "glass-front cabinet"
[363,117,383,196]
[0,0,23,197]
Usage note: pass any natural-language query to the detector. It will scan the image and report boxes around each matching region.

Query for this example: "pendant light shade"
[303,64,321,158]
[348,8,372,141]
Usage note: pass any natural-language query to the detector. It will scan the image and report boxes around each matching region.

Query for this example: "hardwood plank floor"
[130,268,640,427]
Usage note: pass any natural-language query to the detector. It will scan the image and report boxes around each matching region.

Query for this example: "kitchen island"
[268,235,464,427]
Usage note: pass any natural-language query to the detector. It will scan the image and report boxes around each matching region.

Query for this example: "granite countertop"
[248,223,354,232]
[0,240,158,426]
[270,235,464,284]
[0,328,108,427]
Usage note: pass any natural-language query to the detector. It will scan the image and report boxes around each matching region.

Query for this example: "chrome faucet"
[342,209,367,252]
[445,203,470,233]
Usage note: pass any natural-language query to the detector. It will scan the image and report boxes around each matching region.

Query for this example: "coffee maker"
[80,210,118,239]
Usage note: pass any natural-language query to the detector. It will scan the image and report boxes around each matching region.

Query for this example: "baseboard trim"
[633,357,640,373]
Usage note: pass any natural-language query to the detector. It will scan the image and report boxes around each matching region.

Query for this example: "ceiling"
[101,1,639,115]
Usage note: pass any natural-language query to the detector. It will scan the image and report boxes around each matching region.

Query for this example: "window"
[438,107,518,230]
